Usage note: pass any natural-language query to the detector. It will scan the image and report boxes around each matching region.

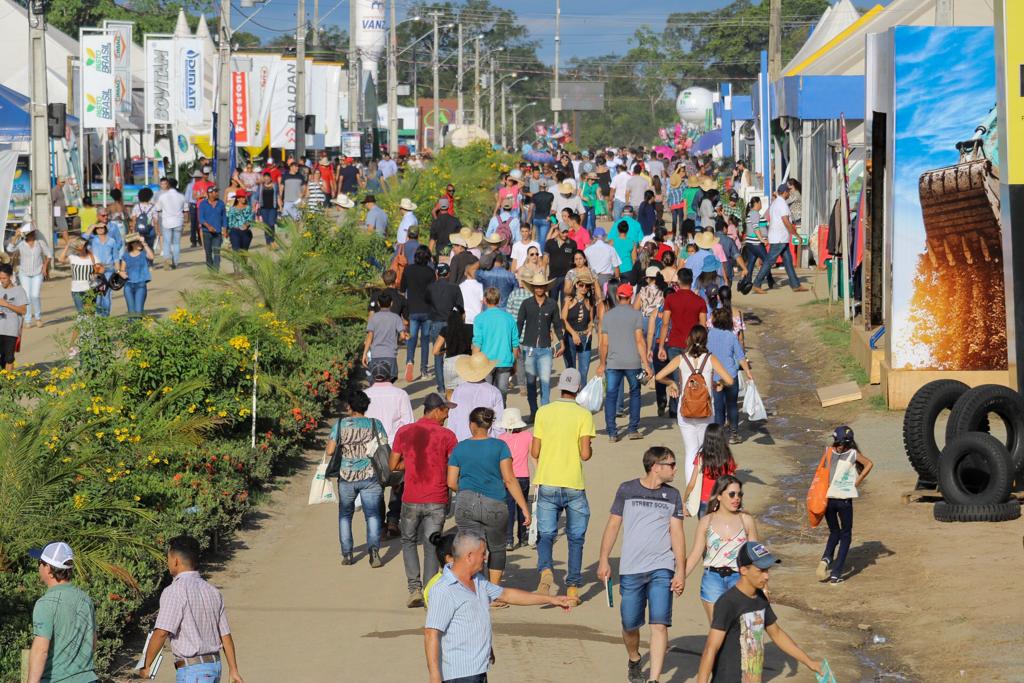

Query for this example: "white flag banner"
[104,21,133,115]
[81,34,116,129]
[145,37,174,126]
[322,65,341,148]
[247,54,281,150]
[269,58,297,149]
[173,37,204,125]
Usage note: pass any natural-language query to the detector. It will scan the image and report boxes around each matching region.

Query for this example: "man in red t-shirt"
[264,158,283,185]
[317,152,335,197]
[388,392,458,608]
[657,268,707,413]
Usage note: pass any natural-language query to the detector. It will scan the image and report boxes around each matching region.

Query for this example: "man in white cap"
[27,542,97,683]
[530,367,595,602]
[428,197,462,259]
[396,197,419,246]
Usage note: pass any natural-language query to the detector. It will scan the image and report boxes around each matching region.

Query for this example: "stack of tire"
[903,381,1023,522]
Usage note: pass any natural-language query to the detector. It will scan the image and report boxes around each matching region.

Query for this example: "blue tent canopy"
[0,84,78,143]
[691,128,723,155]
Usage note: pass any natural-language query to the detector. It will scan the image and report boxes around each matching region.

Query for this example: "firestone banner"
[81,34,116,129]
[174,37,204,125]
[232,72,250,146]
[145,37,173,125]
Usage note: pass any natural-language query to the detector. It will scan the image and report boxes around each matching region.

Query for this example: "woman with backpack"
[130,187,158,254]
[654,325,733,508]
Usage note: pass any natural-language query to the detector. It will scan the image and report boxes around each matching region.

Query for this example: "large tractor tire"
[902,380,970,483]
[945,384,1024,476]
[937,432,1012,507]
[933,501,1021,523]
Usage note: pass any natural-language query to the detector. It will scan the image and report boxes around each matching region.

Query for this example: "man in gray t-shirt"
[363,195,388,236]
[280,162,306,220]
[597,284,652,441]
[597,446,685,683]
[363,292,406,381]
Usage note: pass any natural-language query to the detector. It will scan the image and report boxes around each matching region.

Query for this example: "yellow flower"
[139,361,150,369]
[217,410,228,417]
[133,495,141,502]
[95,432,105,439]
[73,494,86,509]
[228,335,252,352]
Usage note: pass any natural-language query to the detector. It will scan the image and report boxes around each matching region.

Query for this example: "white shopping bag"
[307,455,336,505]
[527,486,539,548]
[742,380,768,422]
[576,375,605,413]
[737,371,747,399]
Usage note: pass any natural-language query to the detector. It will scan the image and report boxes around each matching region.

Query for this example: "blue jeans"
[563,332,592,382]
[753,242,801,289]
[713,376,740,430]
[71,290,92,313]
[823,498,854,579]
[604,368,641,437]
[428,320,446,392]
[95,269,113,317]
[612,199,626,221]
[536,486,590,587]
[20,273,42,322]
[162,226,182,266]
[407,312,431,373]
[533,219,550,253]
[505,476,530,545]
[338,478,384,555]
[124,281,147,315]
[700,568,740,604]
[522,346,553,416]
[741,241,774,288]
[175,660,222,683]
[259,208,278,243]
[203,232,224,271]
[620,568,675,630]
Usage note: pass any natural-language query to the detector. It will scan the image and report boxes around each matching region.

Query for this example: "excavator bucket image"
[918,130,1001,267]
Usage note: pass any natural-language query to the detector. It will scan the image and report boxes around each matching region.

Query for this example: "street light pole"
[554,0,560,126]
[456,22,463,125]
[312,0,319,47]
[473,36,481,127]
[488,58,496,142]
[387,0,397,152]
[347,0,358,132]
[431,12,440,149]
[512,102,535,147]
[216,0,232,188]
[295,0,307,160]
[500,84,507,149]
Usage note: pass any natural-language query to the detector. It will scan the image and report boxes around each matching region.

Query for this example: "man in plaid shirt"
[505,267,535,396]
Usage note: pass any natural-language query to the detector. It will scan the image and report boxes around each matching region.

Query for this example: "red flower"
[173,473,183,481]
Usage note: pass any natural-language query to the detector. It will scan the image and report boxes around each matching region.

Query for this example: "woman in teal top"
[226,190,254,272]
[581,173,604,232]
[448,407,531,589]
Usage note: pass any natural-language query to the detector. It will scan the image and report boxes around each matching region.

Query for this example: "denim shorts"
[700,567,740,604]
[619,568,674,630]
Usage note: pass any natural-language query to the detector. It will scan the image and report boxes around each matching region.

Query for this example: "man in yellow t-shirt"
[530,367,595,601]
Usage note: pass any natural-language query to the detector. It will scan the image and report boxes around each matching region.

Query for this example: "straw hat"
[573,269,596,285]
[457,227,483,249]
[399,197,417,211]
[696,175,716,192]
[124,233,143,245]
[19,223,34,235]
[450,234,468,248]
[521,271,554,289]
[500,407,528,430]
[558,181,575,195]
[669,170,684,189]
[483,232,505,244]
[516,265,537,283]
[455,351,497,383]
[334,194,355,209]
[694,231,719,250]
[70,236,87,252]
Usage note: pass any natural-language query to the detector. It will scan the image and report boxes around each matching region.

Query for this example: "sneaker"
[385,522,401,539]
[627,657,645,683]
[368,547,383,568]
[536,569,554,596]
[405,362,414,382]
[566,586,580,604]
[407,590,424,608]
[829,576,845,584]
[628,431,643,441]
[729,430,742,444]
[341,554,354,566]
[505,542,515,552]
[609,433,623,443]
[816,558,831,582]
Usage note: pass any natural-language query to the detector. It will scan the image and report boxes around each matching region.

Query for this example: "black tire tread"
[933,500,1021,523]
[903,380,969,481]
[937,432,1013,506]
[945,384,1024,476]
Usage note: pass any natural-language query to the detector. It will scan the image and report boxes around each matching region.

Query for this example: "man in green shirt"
[27,542,97,683]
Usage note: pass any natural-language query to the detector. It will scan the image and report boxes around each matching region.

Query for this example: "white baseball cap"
[29,541,74,569]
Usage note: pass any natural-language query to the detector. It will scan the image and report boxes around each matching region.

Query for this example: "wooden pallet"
[902,489,1024,505]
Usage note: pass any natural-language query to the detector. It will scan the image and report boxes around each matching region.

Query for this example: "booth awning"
[0,83,78,143]
[691,129,723,155]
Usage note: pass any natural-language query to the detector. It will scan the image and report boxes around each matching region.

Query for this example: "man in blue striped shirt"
[424,530,575,682]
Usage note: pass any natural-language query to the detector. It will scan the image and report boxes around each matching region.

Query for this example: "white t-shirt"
[510,240,540,269]
[767,195,792,244]
[155,189,187,229]
[460,279,484,323]
[397,211,418,244]
[584,240,622,275]
[610,172,630,203]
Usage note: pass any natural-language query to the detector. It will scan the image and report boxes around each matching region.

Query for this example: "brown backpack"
[680,354,712,419]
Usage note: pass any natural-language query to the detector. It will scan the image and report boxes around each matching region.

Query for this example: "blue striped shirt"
[424,566,504,680]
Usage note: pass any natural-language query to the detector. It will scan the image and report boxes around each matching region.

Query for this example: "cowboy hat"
[399,197,417,211]
[334,194,355,209]
[696,175,716,192]
[483,233,505,244]
[516,266,537,283]
[124,233,143,245]
[449,234,468,248]
[686,175,700,188]
[455,351,497,383]
[457,227,483,249]
[694,231,719,250]
[573,269,596,285]
[669,171,684,189]
[69,236,88,252]
[500,407,528,430]
[521,271,554,289]
[558,181,575,195]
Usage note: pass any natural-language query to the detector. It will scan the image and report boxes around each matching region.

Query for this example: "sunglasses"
[658,461,677,468]
[528,251,539,256]
[726,491,744,499]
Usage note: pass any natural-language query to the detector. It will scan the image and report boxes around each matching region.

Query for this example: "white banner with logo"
[269,58,297,149]
[104,21,133,115]
[246,54,280,151]
[81,34,116,129]
[310,62,341,146]
[174,37,204,125]
[354,0,386,82]
[145,36,174,125]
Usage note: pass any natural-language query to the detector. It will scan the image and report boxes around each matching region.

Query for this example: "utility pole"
[553,0,560,126]
[768,0,782,82]
[216,0,232,189]
[27,2,51,237]
[512,103,518,148]
[431,12,440,149]
[488,57,496,142]
[347,0,358,133]
[387,0,398,152]
[295,0,307,160]
[473,36,481,127]
[456,22,464,125]
[500,84,507,149]
[312,0,319,46]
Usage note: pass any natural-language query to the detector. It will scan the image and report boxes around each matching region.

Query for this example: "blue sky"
[234,0,737,61]
[889,25,996,367]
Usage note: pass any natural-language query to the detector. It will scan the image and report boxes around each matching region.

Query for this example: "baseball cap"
[776,183,789,193]
[368,359,393,380]
[29,541,74,569]
[645,266,660,278]
[833,425,855,444]
[593,228,606,239]
[557,368,582,393]
[737,541,781,569]
[202,165,212,174]
[438,197,451,209]
[424,392,457,411]
[617,283,634,298]
[436,263,451,277]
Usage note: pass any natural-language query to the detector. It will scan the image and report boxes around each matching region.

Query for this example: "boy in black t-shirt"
[696,542,821,683]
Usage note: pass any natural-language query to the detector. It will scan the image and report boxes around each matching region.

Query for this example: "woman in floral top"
[226,190,254,272]
[325,390,387,567]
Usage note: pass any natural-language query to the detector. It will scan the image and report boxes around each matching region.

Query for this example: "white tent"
[782,0,861,76]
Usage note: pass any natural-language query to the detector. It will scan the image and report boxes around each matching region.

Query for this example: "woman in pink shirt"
[563,208,590,252]
[494,175,523,215]
[499,407,533,550]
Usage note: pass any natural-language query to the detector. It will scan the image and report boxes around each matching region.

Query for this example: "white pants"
[20,273,43,322]
[678,416,714,487]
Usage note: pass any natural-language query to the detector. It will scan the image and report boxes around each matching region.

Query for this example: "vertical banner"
[145,36,174,125]
[247,55,281,154]
[269,58,297,149]
[232,72,250,146]
[104,20,133,115]
[174,37,204,125]
[81,33,116,129]
[354,0,387,83]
